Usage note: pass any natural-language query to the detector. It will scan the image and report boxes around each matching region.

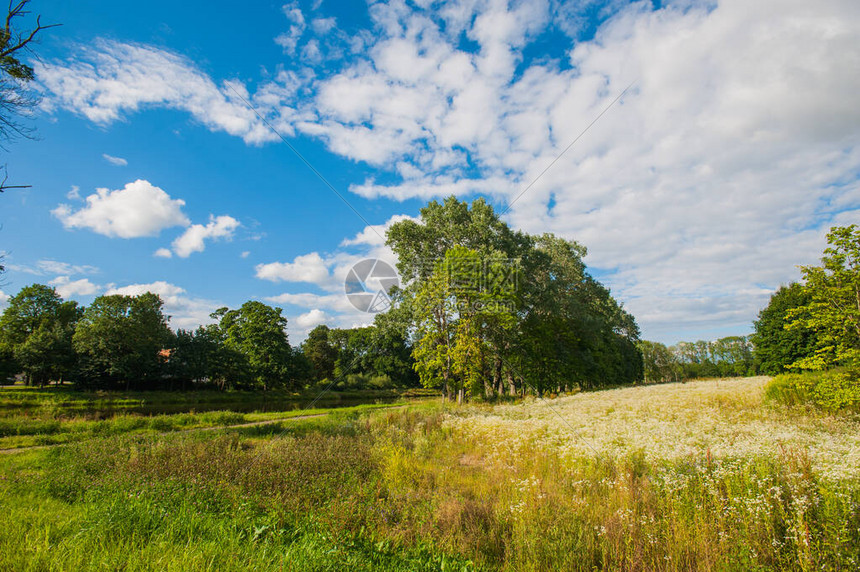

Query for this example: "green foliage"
[517,233,642,392]
[638,340,678,382]
[639,336,757,382]
[214,301,292,390]
[73,292,171,389]
[752,283,816,374]
[327,323,418,388]
[389,197,642,401]
[766,369,860,411]
[789,225,860,370]
[0,284,81,385]
[411,246,518,401]
[302,324,337,381]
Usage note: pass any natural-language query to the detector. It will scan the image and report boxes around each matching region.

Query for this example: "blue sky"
[1,0,858,344]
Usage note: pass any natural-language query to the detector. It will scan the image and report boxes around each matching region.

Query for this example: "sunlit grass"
[0,401,408,450]
[0,378,857,570]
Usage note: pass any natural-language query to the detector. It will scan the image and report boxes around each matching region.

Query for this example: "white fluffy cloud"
[37,0,860,341]
[105,281,220,330]
[49,276,101,298]
[52,180,240,259]
[52,179,189,238]
[299,0,860,341]
[255,252,332,285]
[171,215,241,258]
[295,308,332,329]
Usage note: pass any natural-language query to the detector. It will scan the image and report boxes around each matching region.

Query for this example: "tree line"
[0,197,645,396]
[8,203,850,398]
[637,336,756,383]
[0,286,418,391]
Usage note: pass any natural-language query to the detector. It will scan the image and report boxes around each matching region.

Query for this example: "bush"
[766,369,860,411]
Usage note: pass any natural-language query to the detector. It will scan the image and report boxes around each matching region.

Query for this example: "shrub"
[766,369,860,411]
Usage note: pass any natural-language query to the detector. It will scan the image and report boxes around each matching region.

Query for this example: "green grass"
[0,401,410,450]
[0,384,439,412]
[0,379,858,570]
[0,411,478,571]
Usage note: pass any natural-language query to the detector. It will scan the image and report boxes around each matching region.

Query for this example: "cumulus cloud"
[171,215,241,258]
[299,0,860,341]
[102,153,128,166]
[340,214,419,247]
[105,281,220,330]
[255,252,332,285]
[295,308,332,329]
[0,290,9,309]
[52,179,189,238]
[36,0,860,341]
[49,276,101,298]
[154,248,173,258]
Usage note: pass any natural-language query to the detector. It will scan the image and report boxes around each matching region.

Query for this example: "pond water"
[113,396,401,416]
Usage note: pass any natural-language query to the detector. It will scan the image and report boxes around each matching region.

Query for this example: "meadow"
[1,377,858,570]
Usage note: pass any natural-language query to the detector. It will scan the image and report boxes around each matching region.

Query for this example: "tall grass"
[0,379,858,570]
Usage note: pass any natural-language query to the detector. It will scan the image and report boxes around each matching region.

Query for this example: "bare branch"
[0,164,31,192]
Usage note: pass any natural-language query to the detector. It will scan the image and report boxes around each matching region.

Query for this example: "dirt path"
[0,412,332,455]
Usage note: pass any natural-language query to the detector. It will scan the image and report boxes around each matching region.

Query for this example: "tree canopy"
[787,225,860,370]
[73,293,171,389]
[751,283,816,374]
[0,283,80,385]
[387,196,643,402]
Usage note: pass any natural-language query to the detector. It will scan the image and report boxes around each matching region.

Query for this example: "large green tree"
[302,324,337,382]
[73,292,171,389]
[789,225,860,370]
[411,246,520,401]
[388,197,642,401]
[0,283,80,385]
[214,301,292,390]
[752,283,816,374]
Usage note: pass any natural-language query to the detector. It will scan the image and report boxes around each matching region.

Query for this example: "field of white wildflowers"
[445,376,860,481]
